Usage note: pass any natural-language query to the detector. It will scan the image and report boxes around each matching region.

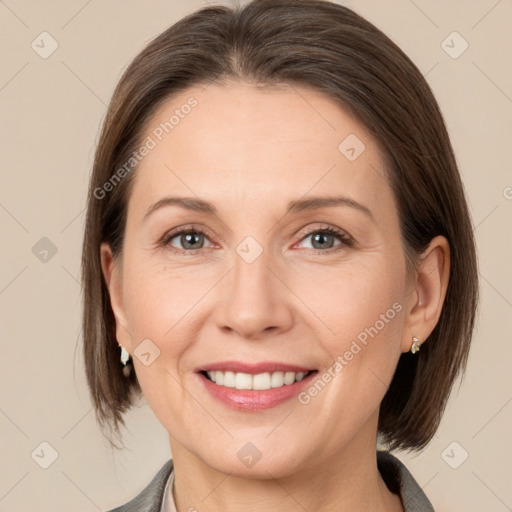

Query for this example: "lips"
[195,361,318,411]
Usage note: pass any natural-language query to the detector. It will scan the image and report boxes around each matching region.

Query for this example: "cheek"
[122,254,216,342]
[121,265,200,426]
[120,254,227,410]
[289,253,406,346]
[289,252,406,415]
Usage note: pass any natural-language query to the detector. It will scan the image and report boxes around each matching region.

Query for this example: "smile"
[196,362,318,411]
[203,370,313,390]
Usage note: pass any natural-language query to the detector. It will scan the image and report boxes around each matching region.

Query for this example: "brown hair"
[81,0,478,452]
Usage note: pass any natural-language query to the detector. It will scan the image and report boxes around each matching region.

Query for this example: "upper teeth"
[205,371,308,390]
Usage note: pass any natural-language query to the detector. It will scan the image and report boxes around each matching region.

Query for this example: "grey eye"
[168,231,209,250]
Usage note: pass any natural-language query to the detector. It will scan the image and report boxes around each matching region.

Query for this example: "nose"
[213,249,294,340]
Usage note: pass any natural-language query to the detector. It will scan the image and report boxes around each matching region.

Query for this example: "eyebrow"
[142,195,375,223]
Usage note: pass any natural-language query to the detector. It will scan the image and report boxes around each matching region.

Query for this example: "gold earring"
[410,336,422,354]
[120,345,132,377]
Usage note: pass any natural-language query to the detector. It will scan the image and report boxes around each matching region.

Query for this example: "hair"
[81,0,479,452]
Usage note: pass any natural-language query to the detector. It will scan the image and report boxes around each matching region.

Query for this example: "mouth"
[195,362,318,411]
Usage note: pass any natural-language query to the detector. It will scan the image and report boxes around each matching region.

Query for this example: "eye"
[163,229,214,252]
[296,226,353,252]
[159,225,353,254]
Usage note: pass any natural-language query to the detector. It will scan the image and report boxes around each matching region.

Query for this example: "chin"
[195,439,308,479]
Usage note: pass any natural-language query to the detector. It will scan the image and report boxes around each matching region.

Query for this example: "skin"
[101,81,450,512]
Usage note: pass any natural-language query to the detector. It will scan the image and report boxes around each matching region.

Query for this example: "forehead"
[128,81,394,221]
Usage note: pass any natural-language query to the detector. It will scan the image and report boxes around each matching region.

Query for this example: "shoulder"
[377,450,435,512]
[106,459,174,512]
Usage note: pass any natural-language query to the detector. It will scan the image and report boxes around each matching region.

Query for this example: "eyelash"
[296,226,354,252]
[159,225,354,255]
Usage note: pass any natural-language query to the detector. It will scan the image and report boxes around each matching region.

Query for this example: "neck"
[167,421,403,512]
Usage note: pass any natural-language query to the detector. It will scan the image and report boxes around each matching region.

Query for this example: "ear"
[100,242,132,351]
[401,235,451,353]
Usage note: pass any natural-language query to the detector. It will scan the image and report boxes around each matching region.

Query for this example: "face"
[103,81,416,478]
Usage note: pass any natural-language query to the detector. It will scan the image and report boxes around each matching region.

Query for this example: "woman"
[81,1,478,510]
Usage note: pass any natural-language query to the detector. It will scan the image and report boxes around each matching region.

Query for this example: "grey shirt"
[107,450,435,512]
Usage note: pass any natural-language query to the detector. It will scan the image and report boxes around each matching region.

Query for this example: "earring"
[410,336,422,354]
[120,345,132,377]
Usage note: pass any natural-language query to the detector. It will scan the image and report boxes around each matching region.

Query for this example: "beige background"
[1,0,511,510]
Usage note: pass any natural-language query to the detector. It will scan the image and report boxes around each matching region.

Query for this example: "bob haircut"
[82,0,478,452]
